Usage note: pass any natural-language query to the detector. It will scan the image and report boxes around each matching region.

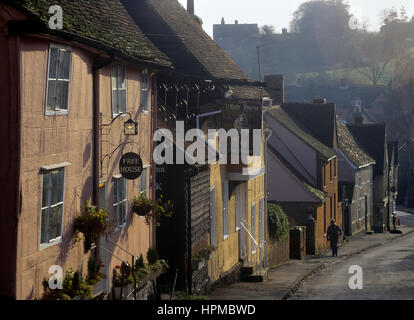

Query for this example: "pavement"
[209,208,414,300]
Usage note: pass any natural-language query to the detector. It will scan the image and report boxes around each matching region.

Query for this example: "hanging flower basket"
[133,193,173,226]
[74,202,114,251]
[133,201,154,216]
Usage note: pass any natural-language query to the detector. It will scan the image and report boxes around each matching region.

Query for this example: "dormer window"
[45,44,72,115]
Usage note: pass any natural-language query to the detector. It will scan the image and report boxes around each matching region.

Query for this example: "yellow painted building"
[205,124,266,283]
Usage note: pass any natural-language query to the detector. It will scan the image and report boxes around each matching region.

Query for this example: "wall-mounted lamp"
[124,118,138,135]
[101,112,138,136]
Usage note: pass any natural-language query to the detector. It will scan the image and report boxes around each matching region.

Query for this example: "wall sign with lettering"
[119,152,143,180]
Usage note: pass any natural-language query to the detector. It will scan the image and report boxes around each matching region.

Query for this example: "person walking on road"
[327,219,342,257]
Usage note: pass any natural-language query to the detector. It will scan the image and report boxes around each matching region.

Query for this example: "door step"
[240,267,268,282]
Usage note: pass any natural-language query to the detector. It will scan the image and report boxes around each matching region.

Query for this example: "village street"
[210,210,414,300]
[291,210,414,300]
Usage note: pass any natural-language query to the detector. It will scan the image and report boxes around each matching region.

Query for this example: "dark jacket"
[327,224,342,243]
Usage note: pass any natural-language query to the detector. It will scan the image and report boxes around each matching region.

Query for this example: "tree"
[290,0,351,39]
[346,33,392,85]
[289,0,352,67]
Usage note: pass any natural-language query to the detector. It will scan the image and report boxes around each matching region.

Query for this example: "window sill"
[113,223,126,233]
[40,237,62,251]
[45,110,68,116]
[141,110,148,115]
[223,234,229,241]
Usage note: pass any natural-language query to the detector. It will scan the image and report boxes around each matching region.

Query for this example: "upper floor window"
[46,45,72,115]
[40,168,65,247]
[113,176,127,228]
[140,69,149,113]
[111,64,127,116]
[358,171,362,187]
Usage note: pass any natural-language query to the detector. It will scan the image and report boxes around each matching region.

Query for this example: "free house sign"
[119,152,143,180]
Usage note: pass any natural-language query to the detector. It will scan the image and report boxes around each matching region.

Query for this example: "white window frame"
[210,187,217,246]
[113,176,127,230]
[111,64,127,117]
[39,166,66,250]
[223,180,229,240]
[140,69,149,114]
[45,43,72,116]
[140,167,148,197]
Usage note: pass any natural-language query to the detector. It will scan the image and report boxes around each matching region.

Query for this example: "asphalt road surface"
[291,210,414,300]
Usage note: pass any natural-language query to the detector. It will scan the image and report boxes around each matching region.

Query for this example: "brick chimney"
[313,98,327,104]
[264,75,284,105]
[187,0,194,15]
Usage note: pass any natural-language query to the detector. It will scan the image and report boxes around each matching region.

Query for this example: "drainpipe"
[92,55,114,206]
[92,55,114,265]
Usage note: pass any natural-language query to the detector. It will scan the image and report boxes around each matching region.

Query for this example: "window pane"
[140,169,147,193]
[47,80,58,111]
[119,89,126,113]
[49,205,62,240]
[57,80,69,110]
[51,171,59,205]
[119,66,126,89]
[58,49,71,80]
[41,208,48,243]
[112,89,119,115]
[42,173,50,207]
[113,180,118,204]
[120,201,126,225]
[57,170,64,203]
[48,47,58,79]
[120,178,126,200]
[111,65,118,89]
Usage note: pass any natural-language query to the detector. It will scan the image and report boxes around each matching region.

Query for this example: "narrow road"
[291,211,414,300]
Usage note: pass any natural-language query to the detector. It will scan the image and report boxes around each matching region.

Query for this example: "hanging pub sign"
[221,99,262,155]
[119,152,143,180]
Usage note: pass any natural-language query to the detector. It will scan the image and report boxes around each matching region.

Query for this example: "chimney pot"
[187,0,194,15]
[313,98,327,104]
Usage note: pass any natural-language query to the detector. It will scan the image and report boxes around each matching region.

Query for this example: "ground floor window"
[40,168,65,246]
[113,177,127,228]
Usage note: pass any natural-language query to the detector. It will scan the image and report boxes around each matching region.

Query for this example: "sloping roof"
[8,0,171,67]
[266,106,336,161]
[281,102,336,149]
[122,0,249,81]
[267,144,327,202]
[336,117,375,168]
[347,123,387,174]
[230,84,265,100]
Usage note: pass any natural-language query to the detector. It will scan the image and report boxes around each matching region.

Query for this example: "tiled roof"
[230,84,267,100]
[9,0,171,67]
[122,0,249,81]
[267,143,327,202]
[281,102,336,149]
[347,123,387,174]
[266,106,336,161]
[336,116,375,168]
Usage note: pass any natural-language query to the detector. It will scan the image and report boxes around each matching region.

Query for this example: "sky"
[177,0,414,37]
